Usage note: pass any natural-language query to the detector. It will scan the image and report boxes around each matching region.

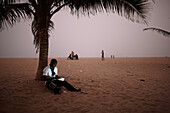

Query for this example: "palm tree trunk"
[35,29,48,80]
[34,0,50,81]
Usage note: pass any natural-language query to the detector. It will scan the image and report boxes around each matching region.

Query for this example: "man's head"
[50,59,57,67]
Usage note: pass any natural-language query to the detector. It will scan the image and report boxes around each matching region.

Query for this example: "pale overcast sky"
[0,0,170,58]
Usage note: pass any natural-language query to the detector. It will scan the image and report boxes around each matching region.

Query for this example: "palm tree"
[0,0,151,80]
[143,27,170,37]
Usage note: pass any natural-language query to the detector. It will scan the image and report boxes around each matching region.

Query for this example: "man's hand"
[54,75,61,79]
[44,76,55,81]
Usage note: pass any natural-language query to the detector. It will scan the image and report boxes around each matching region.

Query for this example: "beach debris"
[168,66,170,68]
[61,90,67,93]
[81,91,88,94]
[91,80,94,82]
[140,79,145,82]
[80,70,83,73]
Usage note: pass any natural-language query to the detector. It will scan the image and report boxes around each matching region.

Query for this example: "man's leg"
[45,80,61,94]
[53,80,80,91]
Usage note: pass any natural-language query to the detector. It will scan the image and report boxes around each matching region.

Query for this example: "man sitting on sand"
[43,59,81,94]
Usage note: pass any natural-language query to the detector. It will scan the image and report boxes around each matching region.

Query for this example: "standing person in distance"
[101,50,104,61]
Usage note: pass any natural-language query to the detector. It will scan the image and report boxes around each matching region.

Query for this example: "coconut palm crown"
[0,0,151,80]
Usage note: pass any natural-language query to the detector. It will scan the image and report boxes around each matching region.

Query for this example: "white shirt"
[43,66,58,77]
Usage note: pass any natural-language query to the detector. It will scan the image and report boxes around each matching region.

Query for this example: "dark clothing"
[45,80,61,94]
[52,79,78,91]
[102,50,104,60]
[67,54,79,60]
[45,79,79,94]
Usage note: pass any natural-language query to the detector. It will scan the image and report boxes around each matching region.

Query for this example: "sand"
[0,58,170,113]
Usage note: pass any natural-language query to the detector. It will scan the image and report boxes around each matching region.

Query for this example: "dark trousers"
[51,80,78,91]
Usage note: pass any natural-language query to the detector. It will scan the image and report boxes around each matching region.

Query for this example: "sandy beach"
[0,57,170,113]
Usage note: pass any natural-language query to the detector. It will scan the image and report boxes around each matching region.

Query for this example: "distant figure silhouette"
[67,51,79,60]
[113,55,115,58]
[101,50,104,61]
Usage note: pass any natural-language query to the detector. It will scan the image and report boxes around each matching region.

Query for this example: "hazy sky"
[0,0,170,58]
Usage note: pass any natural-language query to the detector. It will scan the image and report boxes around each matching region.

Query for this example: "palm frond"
[32,16,54,53]
[66,0,150,24]
[1,0,20,4]
[0,1,32,30]
[143,27,170,37]
[31,17,39,53]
